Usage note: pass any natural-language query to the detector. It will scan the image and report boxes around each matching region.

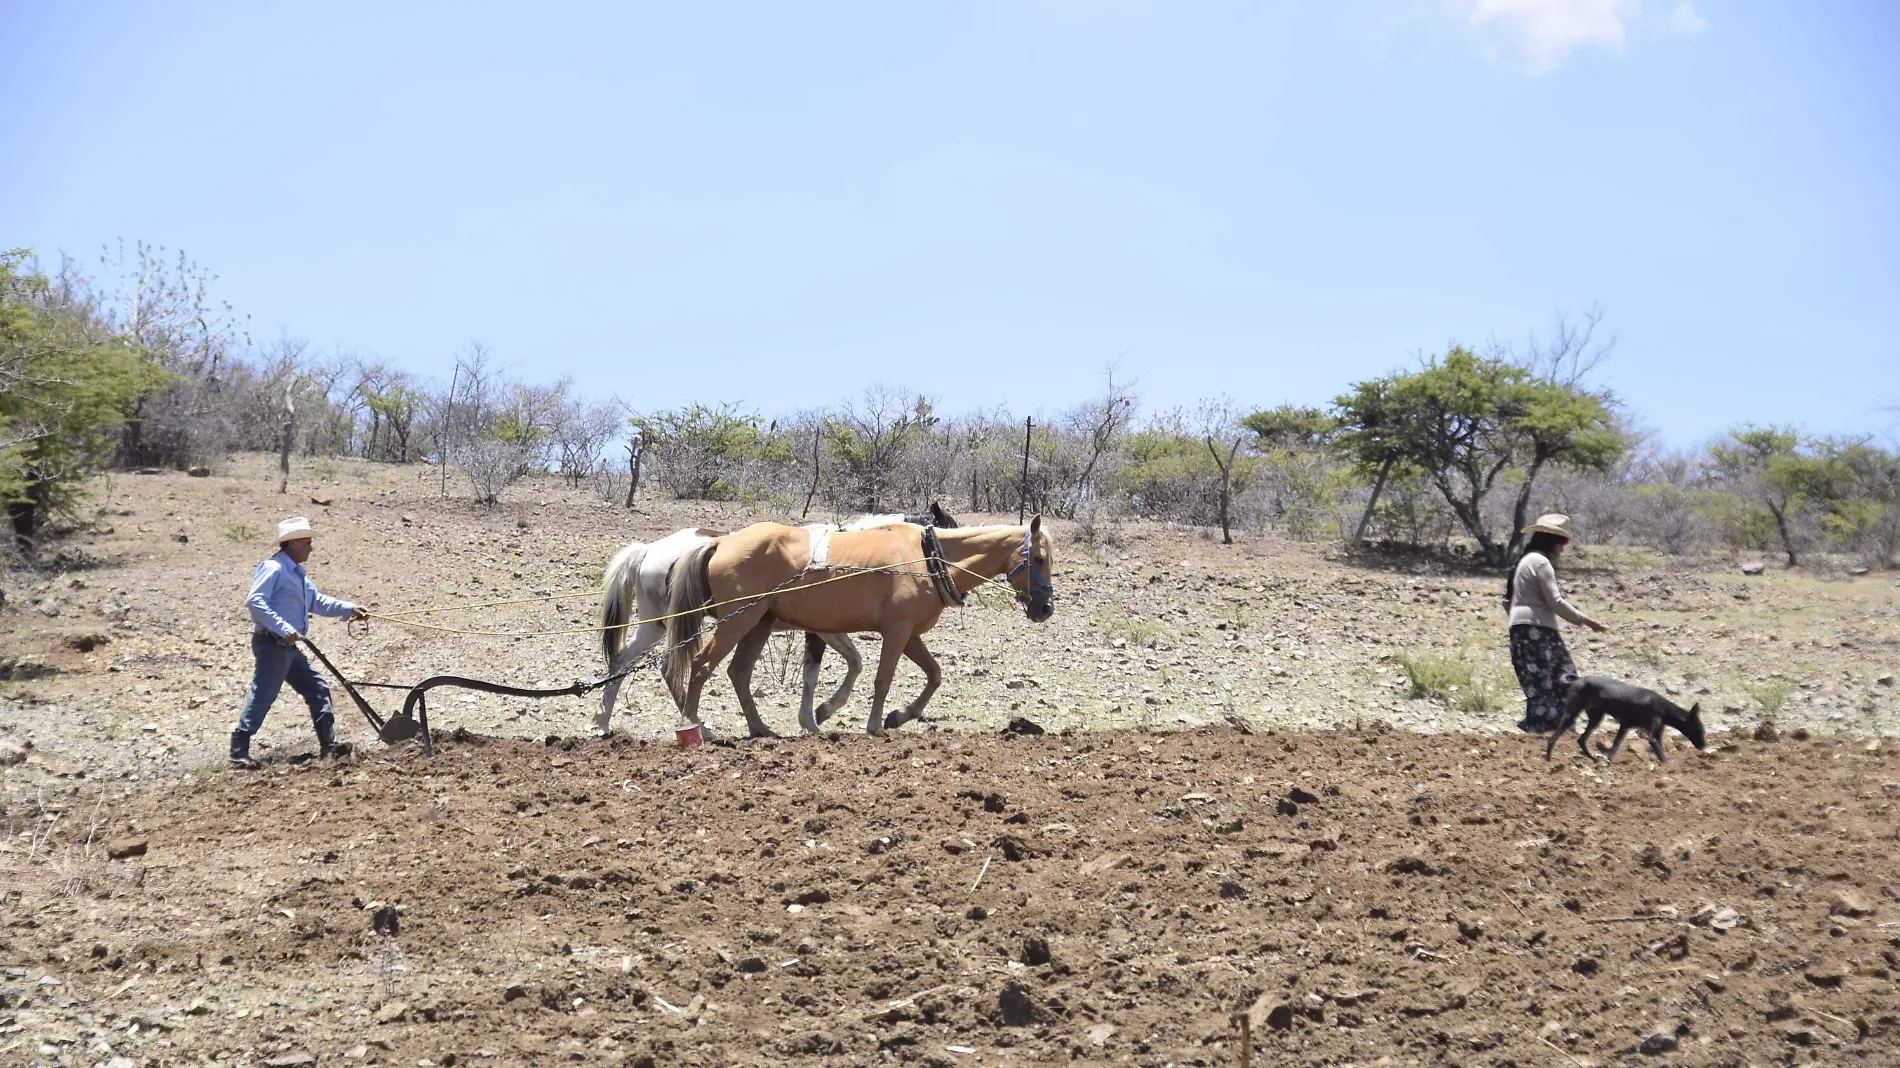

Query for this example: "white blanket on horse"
[804,524,832,571]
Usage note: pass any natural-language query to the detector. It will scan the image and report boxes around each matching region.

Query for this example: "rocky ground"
[2,455,1899,1066]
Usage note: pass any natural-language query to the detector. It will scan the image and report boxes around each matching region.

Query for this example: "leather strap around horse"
[921,526,966,607]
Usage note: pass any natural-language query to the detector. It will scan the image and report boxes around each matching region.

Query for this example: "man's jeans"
[235,632,334,738]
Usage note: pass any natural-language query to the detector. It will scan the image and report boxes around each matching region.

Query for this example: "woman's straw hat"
[1520,513,1576,542]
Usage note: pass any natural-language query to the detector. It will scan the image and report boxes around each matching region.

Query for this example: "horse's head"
[1007,515,1056,623]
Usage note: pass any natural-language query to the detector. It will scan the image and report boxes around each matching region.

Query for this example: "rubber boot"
[228,730,262,770]
[315,718,350,761]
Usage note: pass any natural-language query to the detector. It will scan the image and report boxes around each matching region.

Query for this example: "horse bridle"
[1006,527,1054,606]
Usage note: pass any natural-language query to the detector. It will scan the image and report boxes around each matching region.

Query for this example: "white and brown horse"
[593,506,956,736]
[662,518,1056,736]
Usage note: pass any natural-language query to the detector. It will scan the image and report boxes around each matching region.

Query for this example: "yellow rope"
[376,589,600,619]
[364,557,942,638]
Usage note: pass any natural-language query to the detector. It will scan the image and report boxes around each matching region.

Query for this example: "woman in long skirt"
[1503,514,1609,733]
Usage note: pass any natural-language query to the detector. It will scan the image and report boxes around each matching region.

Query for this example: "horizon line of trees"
[4,244,1898,573]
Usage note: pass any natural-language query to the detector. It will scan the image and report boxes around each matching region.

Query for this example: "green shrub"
[1743,677,1798,717]
[1396,650,1505,714]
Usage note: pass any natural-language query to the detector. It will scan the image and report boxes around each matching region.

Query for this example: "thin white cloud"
[1461,0,1704,75]
[1663,1,1708,35]
[1468,0,1636,73]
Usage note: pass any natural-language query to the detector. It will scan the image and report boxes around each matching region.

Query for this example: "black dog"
[1544,675,1707,763]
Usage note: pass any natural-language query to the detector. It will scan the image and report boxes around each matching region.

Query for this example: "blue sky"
[4,1,1896,447]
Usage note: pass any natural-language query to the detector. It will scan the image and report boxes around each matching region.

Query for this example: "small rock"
[0,740,28,766]
[106,838,148,860]
[1710,908,1741,931]
[372,906,400,937]
[1002,716,1045,736]
[1877,673,1894,687]
[187,466,211,478]
[1741,561,1765,576]
[1020,936,1051,966]
[311,494,334,506]
[401,514,418,526]
[172,532,189,544]
[1830,891,1875,918]
[264,1054,315,1067]
[374,1000,408,1024]
[998,983,1037,1026]
[502,984,527,1002]
[37,600,60,618]
[1804,962,1847,988]
[1087,1023,1116,1046]
[1638,1032,1678,1055]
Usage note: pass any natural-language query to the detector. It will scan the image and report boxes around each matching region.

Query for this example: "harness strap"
[921,526,967,607]
[804,524,833,571]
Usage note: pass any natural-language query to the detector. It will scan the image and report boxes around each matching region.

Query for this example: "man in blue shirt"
[231,517,367,768]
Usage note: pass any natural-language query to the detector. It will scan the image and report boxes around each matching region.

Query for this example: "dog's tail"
[599,540,649,666]
[661,542,717,706]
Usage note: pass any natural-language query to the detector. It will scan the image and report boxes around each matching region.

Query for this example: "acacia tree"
[1708,425,1806,567]
[1500,308,1623,557]
[1334,343,1620,565]
[1327,379,1417,543]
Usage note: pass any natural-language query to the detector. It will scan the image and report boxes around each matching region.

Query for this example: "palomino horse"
[662,518,1056,737]
[593,505,955,736]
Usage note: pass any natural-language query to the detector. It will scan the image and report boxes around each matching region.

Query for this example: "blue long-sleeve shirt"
[246,551,355,638]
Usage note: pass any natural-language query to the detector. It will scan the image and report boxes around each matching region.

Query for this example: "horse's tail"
[662,541,717,706]
[599,541,650,666]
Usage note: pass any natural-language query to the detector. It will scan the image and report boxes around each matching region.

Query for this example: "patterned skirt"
[1508,623,1576,731]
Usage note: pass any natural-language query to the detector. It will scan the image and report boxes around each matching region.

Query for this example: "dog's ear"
[1688,702,1702,719]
